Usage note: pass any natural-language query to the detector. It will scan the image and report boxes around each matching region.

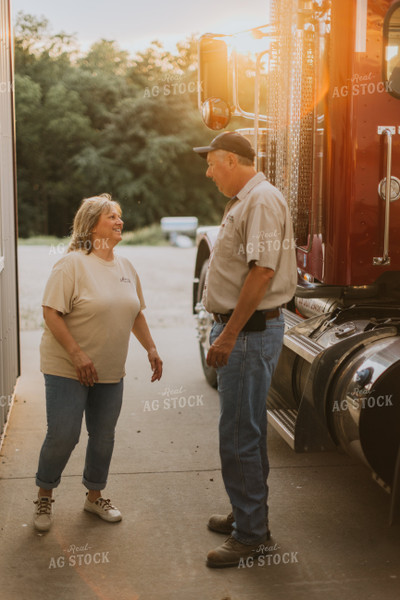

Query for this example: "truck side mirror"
[201,97,231,130]
[198,36,231,129]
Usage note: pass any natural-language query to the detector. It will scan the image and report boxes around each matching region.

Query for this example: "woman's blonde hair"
[68,193,122,254]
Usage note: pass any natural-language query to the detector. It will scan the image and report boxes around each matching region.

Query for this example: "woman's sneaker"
[33,496,54,531]
[84,496,122,522]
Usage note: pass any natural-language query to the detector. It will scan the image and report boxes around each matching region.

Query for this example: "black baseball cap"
[193,131,255,161]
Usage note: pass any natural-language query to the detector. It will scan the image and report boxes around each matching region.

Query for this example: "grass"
[120,224,168,246]
[18,224,169,247]
[18,236,70,246]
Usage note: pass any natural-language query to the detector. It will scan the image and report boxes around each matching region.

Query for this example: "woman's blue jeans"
[210,315,284,545]
[36,374,123,491]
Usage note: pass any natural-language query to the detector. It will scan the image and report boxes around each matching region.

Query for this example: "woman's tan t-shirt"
[40,251,146,383]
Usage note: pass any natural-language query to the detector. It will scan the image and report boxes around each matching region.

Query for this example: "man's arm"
[206,263,274,368]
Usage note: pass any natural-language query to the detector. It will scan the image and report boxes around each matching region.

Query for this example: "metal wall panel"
[0,0,20,442]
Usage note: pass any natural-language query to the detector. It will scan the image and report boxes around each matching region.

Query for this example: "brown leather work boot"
[207,511,271,539]
[206,535,266,568]
[207,512,235,534]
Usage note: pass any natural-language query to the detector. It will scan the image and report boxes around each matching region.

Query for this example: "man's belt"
[213,308,281,331]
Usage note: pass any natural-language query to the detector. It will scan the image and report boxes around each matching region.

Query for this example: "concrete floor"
[1,246,400,599]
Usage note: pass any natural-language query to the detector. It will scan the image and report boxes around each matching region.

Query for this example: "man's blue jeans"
[36,374,123,491]
[210,314,284,545]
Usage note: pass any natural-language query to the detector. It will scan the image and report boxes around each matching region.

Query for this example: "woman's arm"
[131,311,163,382]
[43,306,99,386]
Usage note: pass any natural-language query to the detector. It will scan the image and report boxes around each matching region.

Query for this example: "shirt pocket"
[216,217,236,258]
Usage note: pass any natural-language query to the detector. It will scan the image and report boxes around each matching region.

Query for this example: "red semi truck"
[193,0,400,518]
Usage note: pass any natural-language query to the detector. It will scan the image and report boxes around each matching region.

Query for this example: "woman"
[33,194,162,531]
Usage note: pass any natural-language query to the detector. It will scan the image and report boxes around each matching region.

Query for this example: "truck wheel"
[195,260,217,388]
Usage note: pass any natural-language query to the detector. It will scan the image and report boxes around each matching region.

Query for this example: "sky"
[11,0,270,56]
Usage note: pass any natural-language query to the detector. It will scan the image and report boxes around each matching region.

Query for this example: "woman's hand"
[147,348,163,382]
[132,311,163,381]
[69,348,99,387]
[43,306,99,386]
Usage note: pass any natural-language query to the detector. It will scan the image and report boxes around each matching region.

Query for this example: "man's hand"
[206,330,237,368]
[206,264,274,369]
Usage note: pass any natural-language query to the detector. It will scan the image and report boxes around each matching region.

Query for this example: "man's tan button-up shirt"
[203,172,297,314]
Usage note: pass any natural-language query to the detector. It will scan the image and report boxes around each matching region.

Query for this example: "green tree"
[15,12,226,237]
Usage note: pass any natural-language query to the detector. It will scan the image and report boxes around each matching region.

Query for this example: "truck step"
[284,332,324,363]
[282,308,303,330]
[282,308,324,363]
[267,409,297,449]
[267,393,297,449]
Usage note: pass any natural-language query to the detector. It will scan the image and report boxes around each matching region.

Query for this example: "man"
[193,131,297,568]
